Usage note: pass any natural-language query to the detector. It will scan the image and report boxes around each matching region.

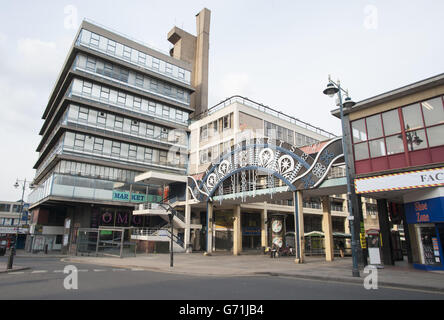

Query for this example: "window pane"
[385,135,404,155]
[366,115,383,139]
[426,125,444,148]
[406,129,427,151]
[402,103,423,131]
[352,119,367,142]
[382,109,401,136]
[422,97,444,127]
[369,138,386,158]
[354,142,369,161]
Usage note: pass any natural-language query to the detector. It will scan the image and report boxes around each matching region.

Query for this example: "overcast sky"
[1,0,444,201]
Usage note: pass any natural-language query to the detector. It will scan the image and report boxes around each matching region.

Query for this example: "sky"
[1,0,444,201]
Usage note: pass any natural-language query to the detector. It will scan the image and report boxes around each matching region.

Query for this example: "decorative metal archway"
[188,136,344,202]
[187,136,345,260]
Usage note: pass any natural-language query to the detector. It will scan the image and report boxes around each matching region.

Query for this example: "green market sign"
[112,190,162,203]
[112,191,146,203]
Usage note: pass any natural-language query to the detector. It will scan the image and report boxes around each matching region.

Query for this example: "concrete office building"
[28,9,211,253]
[0,201,30,250]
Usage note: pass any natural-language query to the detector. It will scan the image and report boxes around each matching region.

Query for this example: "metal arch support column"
[205,201,213,254]
[293,191,304,264]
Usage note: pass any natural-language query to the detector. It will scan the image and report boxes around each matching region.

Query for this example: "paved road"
[0,256,443,300]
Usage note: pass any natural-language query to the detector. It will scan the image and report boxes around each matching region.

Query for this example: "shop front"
[404,188,444,270]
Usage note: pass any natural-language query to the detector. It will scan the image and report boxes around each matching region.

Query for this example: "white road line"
[112,268,126,272]
[93,269,107,272]
[131,268,145,271]
[32,270,48,274]
[78,269,88,272]
[8,272,24,275]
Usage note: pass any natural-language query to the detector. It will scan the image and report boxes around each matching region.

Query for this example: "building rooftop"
[193,95,337,139]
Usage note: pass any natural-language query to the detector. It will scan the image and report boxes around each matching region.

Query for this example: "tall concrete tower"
[168,8,211,117]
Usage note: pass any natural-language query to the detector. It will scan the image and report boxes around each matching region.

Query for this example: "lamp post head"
[323,82,339,97]
[343,96,356,110]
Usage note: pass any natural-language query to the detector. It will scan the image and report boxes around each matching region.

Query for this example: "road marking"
[54,270,64,273]
[78,269,88,272]
[94,269,107,272]
[112,268,126,272]
[131,268,145,271]
[8,272,24,275]
[32,270,48,274]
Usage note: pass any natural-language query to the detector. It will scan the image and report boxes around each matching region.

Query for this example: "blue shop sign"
[243,227,261,236]
[405,197,444,224]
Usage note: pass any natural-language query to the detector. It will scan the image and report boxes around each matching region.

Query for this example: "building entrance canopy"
[188,137,344,203]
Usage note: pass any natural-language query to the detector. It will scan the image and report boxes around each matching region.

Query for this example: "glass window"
[352,119,367,142]
[115,116,123,129]
[138,52,146,65]
[111,142,121,155]
[146,124,154,137]
[159,151,167,164]
[402,103,423,131]
[422,97,444,127]
[385,135,404,155]
[152,58,160,70]
[86,57,96,71]
[90,33,100,46]
[366,114,383,140]
[148,101,156,113]
[165,63,173,74]
[82,81,92,95]
[78,107,88,121]
[131,121,139,133]
[178,68,185,79]
[93,138,104,152]
[107,40,116,53]
[74,134,85,148]
[369,138,386,158]
[354,143,369,161]
[117,92,126,105]
[133,97,142,109]
[382,109,401,136]
[427,125,444,148]
[100,87,110,100]
[123,46,131,60]
[128,145,137,159]
[135,74,144,88]
[162,106,169,118]
[405,129,427,151]
[144,148,153,161]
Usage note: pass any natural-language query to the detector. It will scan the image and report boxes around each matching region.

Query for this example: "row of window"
[63,132,186,169]
[351,95,444,161]
[55,160,140,184]
[0,218,21,226]
[264,121,294,145]
[0,204,22,213]
[78,29,191,84]
[199,140,234,165]
[200,114,233,141]
[65,104,187,146]
[70,78,189,125]
[74,53,190,105]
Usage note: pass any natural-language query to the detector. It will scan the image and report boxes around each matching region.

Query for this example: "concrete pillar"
[321,196,334,262]
[184,204,191,252]
[206,202,213,254]
[233,205,242,255]
[293,191,305,263]
[261,203,268,248]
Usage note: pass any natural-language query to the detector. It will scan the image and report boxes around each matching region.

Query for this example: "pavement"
[63,252,444,293]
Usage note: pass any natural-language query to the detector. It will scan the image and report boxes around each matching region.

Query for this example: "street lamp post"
[7,178,33,270]
[323,76,360,277]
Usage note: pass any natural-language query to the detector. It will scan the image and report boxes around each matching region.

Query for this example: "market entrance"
[188,136,346,262]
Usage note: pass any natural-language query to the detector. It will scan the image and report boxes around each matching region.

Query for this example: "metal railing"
[131,227,184,248]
